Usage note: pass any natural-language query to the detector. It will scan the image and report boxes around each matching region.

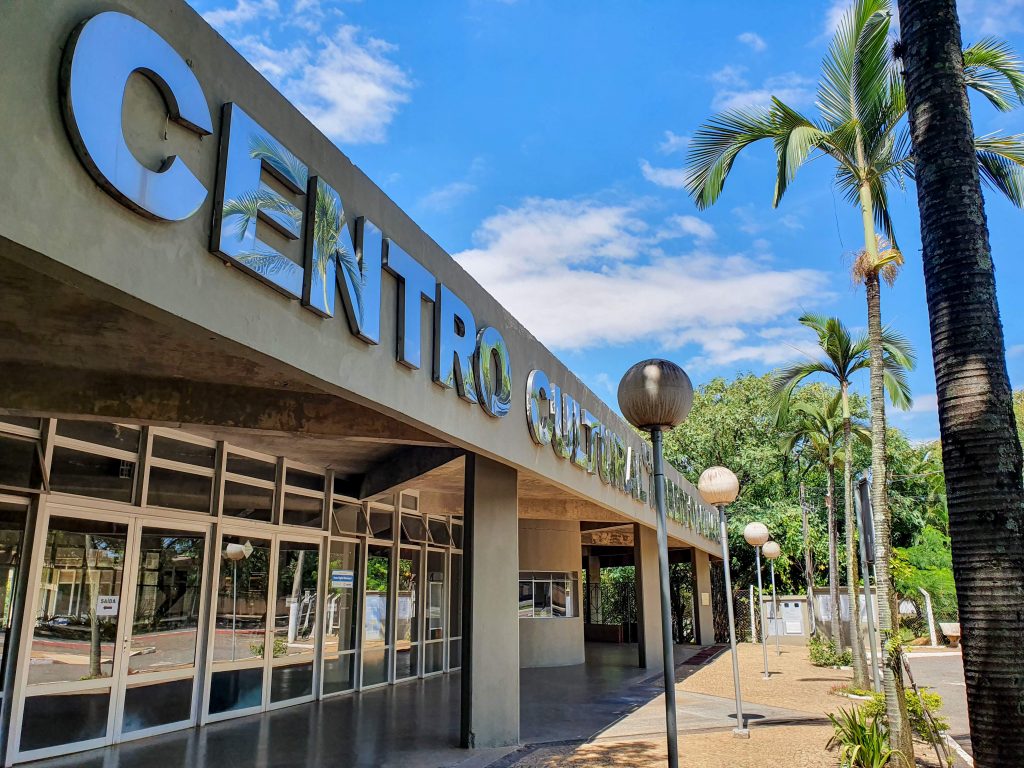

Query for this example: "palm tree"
[782,392,870,648]
[773,314,913,693]
[222,133,362,315]
[684,0,1023,755]
[897,0,1024,763]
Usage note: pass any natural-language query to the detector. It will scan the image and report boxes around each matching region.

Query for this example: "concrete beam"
[581,526,635,547]
[461,454,519,748]
[358,446,464,500]
[0,362,447,446]
[518,497,624,522]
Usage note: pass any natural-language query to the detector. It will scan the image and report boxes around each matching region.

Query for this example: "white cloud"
[710,65,749,88]
[640,160,687,189]
[453,198,828,357]
[1008,343,1024,357]
[822,0,848,40]
[202,1,412,144]
[910,393,939,413]
[659,131,690,155]
[738,31,767,52]
[658,214,716,242]
[417,157,486,212]
[203,0,279,28]
[712,71,814,112]
[961,0,1024,34]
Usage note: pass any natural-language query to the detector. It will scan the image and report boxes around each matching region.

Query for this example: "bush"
[861,688,949,740]
[827,707,907,767]
[810,635,853,667]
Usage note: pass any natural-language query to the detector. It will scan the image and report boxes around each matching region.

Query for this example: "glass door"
[361,543,391,687]
[395,546,420,681]
[322,538,360,696]
[0,496,27,710]
[113,523,208,740]
[268,538,319,707]
[423,549,445,675]
[19,512,129,759]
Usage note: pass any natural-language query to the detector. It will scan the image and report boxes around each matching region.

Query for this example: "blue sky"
[189,0,1024,442]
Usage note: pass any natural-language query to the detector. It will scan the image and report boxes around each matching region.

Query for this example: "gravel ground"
[680,643,851,717]
[499,642,954,768]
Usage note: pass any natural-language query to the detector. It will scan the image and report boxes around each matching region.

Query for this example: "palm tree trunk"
[841,382,870,689]
[827,462,842,647]
[898,1,1024,763]
[865,271,913,761]
[799,481,818,635]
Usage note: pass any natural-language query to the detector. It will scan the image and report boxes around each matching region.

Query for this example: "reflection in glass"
[50,447,134,503]
[129,530,205,673]
[272,541,319,660]
[282,493,323,528]
[368,509,393,540]
[518,581,533,618]
[122,678,193,732]
[55,421,140,453]
[29,517,127,684]
[362,545,390,685]
[209,667,263,715]
[449,553,462,639]
[222,482,273,522]
[20,688,110,751]
[151,436,215,467]
[146,467,212,513]
[425,551,445,640]
[331,503,367,536]
[395,548,419,680]
[213,535,270,663]
[0,502,25,687]
[0,435,44,491]
[270,661,313,702]
[323,540,359,695]
[552,580,567,618]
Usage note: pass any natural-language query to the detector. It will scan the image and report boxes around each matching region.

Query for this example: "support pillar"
[633,523,663,669]
[460,454,519,749]
[693,548,716,646]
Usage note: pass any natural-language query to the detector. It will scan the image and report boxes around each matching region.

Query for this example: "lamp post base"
[732,727,751,739]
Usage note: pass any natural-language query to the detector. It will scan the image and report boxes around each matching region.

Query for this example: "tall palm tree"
[851,235,917,758]
[773,314,913,692]
[684,0,1022,755]
[897,0,1024,763]
[781,392,870,647]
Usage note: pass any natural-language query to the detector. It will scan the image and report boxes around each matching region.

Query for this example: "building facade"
[0,2,722,764]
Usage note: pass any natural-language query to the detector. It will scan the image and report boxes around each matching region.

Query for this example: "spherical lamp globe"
[697,466,739,507]
[762,540,782,560]
[617,359,694,431]
[743,522,770,548]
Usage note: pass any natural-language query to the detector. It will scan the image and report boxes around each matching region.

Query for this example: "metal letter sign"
[433,285,478,403]
[473,326,513,418]
[61,12,213,220]
[211,103,307,299]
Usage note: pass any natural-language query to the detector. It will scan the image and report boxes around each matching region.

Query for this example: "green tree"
[772,314,913,693]
[1014,389,1024,449]
[782,392,869,646]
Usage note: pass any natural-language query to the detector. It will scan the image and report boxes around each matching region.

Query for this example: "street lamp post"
[618,359,695,768]
[697,465,749,739]
[763,540,782,657]
[743,522,771,679]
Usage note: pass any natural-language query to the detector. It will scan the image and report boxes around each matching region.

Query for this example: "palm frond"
[976,133,1024,207]
[963,37,1024,112]
[248,133,308,190]
[684,108,776,209]
[770,99,828,206]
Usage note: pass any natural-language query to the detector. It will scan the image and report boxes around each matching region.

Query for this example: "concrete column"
[586,554,601,624]
[461,454,519,749]
[693,548,716,646]
[633,523,663,669]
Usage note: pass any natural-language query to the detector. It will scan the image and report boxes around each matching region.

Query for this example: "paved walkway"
[907,649,971,757]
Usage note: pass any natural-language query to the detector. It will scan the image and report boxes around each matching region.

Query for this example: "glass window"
[282,493,323,528]
[0,435,43,491]
[322,653,355,695]
[324,541,360,651]
[0,416,40,431]
[427,518,452,547]
[368,509,393,540]
[517,572,578,619]
[449,553,462,638]
[146,466,212,513]
[213,535,270,663]
[29,516,127,685]
[425,551,445,640]
[400,494,418,511]
[400,514,427,544]
[285,468,324,493]
[209,667,263,714]
[122,678,193,733]
[331,503,367,536]
[56,421,140,453]
[396,548,420,680]
[270,661,314,702]
[363,544,391,685]
[272,541,319,660]
[0,502,25,690]
[50,447,135,503]
[424,640,443,675]
[226,454,276,482]
[128,529,205,673]
[451,521,463,549]
[20,688,110,750]
[151,436,215,468]
[222,481,274,522]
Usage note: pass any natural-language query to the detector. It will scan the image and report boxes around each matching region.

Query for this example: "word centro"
[59,11,513,419]
[525,371,719,541]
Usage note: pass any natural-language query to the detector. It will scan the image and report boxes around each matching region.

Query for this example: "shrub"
[827,707,907,767]
[861,688,949,740]
[810,635,853,667]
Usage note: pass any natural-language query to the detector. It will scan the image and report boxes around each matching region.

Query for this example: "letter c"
[60,12,212,221]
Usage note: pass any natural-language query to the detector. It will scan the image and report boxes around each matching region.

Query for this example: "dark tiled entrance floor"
[26,644,702,768]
